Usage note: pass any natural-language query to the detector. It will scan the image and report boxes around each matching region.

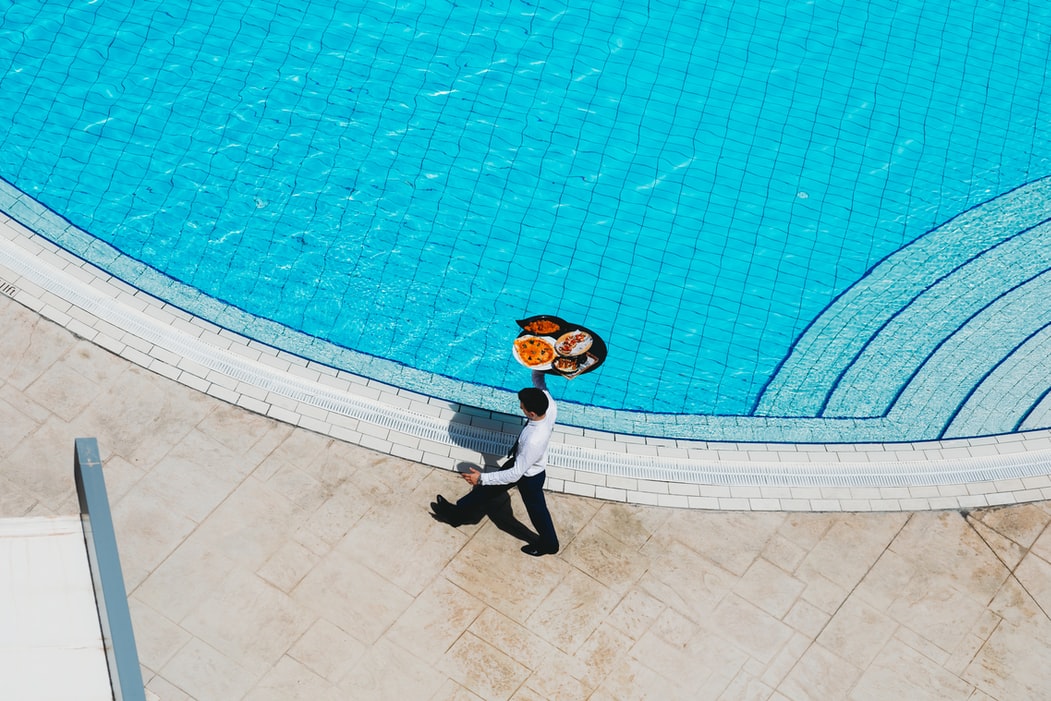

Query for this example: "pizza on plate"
[514,336,556,367]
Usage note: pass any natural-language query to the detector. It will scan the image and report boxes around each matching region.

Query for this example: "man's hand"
[462,467,482,486]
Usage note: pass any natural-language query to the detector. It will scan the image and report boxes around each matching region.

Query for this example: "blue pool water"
[1,0,1050,431]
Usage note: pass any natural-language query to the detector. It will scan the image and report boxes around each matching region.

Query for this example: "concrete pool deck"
[3,214,1051,698]
[4,278,1051,698]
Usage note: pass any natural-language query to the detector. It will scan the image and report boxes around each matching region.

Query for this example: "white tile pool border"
[3,213,1051,511]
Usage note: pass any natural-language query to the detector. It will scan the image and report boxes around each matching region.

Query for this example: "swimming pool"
[1,0,1050,441]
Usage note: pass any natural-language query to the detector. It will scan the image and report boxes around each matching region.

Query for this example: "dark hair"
[518,387,549,416]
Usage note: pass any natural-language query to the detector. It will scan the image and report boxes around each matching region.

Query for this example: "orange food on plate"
[514,336,556,367]
[524,319,560,335]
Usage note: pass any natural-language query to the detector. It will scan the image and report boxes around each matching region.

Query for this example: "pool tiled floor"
[3,292,1051,698]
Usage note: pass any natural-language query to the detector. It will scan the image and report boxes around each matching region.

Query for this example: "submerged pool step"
[756,176,1051,433]
[942,318,1051,438]
[825,224,1051,418]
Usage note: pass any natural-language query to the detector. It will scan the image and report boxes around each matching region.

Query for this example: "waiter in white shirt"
[431,371,559,556]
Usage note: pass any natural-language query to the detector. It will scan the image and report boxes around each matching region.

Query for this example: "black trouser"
[455,471,559,553]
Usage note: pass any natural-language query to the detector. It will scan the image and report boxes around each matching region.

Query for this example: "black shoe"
[432,494,456,514]
[431,495,462,526]
[521,544,556,557]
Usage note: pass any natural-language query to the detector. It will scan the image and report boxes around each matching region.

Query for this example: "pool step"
[756,175,1051,438]
[940,315,1051,438]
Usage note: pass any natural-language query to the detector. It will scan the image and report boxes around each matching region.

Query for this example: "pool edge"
[4,212,1051,512]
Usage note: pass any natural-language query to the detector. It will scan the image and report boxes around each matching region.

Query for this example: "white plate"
[555,330,593,357]
[512,335,557,370]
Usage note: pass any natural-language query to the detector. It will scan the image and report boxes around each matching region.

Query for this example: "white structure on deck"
[0,516,112,700]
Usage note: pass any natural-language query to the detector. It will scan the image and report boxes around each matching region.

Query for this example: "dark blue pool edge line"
[3,175,1050,445]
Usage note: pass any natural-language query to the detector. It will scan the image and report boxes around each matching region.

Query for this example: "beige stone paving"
[4,295,1051,700]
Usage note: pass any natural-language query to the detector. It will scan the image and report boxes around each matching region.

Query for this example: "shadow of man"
[430,460,538,545]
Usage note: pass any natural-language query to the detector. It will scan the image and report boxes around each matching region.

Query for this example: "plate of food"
[551,355,580,375]
[551,352,600,378]
[518,316,564,336]
[512,335,558,370]
[555,330,593,357]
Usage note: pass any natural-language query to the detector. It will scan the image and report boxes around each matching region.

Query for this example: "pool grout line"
[3,214,1051,511]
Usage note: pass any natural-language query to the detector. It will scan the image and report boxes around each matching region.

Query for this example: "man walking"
[432,371,559,556]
